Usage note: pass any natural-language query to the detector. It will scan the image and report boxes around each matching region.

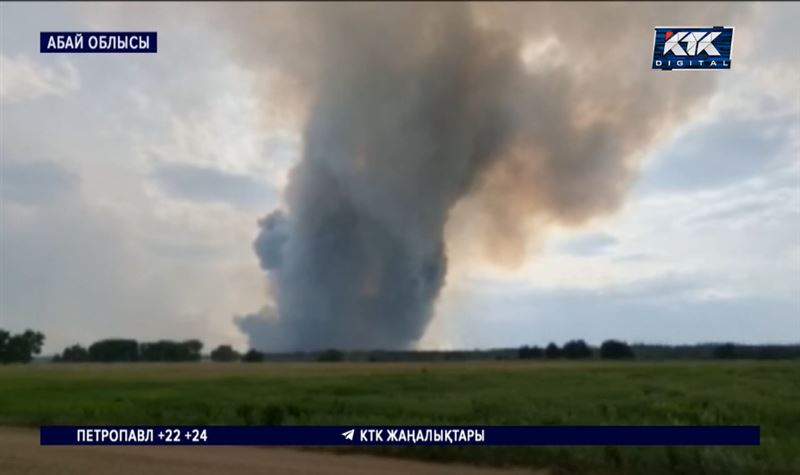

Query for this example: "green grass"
[1,361,798,474]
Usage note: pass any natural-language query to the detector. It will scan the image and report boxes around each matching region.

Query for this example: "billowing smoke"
[232,3,742,351]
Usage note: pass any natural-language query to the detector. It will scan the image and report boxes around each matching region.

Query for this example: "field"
[1,361,798,475]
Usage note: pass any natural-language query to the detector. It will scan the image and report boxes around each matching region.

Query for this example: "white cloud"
[0,54,79,103]
[0,8,275,353]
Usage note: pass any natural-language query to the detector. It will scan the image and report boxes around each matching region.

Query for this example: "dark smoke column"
[236,4,520,351]
[234,3,725,351]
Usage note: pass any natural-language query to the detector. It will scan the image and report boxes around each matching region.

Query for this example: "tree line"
[2,328,799,364]
[51,338,800,363]
[517,339,635,360]
[54,339,206,362]
[52,339,264,363]
[631,342,800,360]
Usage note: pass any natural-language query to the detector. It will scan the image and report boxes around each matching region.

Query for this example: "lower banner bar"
[40,425,759,446]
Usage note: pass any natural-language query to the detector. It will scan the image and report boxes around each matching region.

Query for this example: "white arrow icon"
[342,429,355,441]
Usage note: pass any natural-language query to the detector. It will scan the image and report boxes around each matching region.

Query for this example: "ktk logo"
[663,31,721,56]
[652,26,734,71]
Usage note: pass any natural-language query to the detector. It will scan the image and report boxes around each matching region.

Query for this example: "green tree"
[518,345,544,359]
[242,349,265,363]
[544,342,561,359]
[0,330,9,363]
[61,344,90,362]
[562,339,593,359]
[0,329,45,364]
[184,340,203,360]
[600,340,635,359]
[317,349,344,362]
[713,343,737,359]
[139,340,204,362]
[88,339,138,362]
[210,345,240,362]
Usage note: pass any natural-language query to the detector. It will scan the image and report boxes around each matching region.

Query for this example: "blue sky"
[1,3,798,353]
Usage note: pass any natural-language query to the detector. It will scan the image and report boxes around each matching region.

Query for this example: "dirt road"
[0,428,543,475]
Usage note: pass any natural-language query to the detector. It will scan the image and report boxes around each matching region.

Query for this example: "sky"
[1,2,798,354]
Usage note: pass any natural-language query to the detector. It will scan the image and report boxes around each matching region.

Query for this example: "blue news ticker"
[40,425,760,446]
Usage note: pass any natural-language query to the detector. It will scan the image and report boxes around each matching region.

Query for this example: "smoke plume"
[231,3,741,351]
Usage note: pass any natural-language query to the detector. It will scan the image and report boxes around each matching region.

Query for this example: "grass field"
[1,361,797,475]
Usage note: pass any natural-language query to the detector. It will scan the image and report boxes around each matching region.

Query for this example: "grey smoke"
[231,3,742,351]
